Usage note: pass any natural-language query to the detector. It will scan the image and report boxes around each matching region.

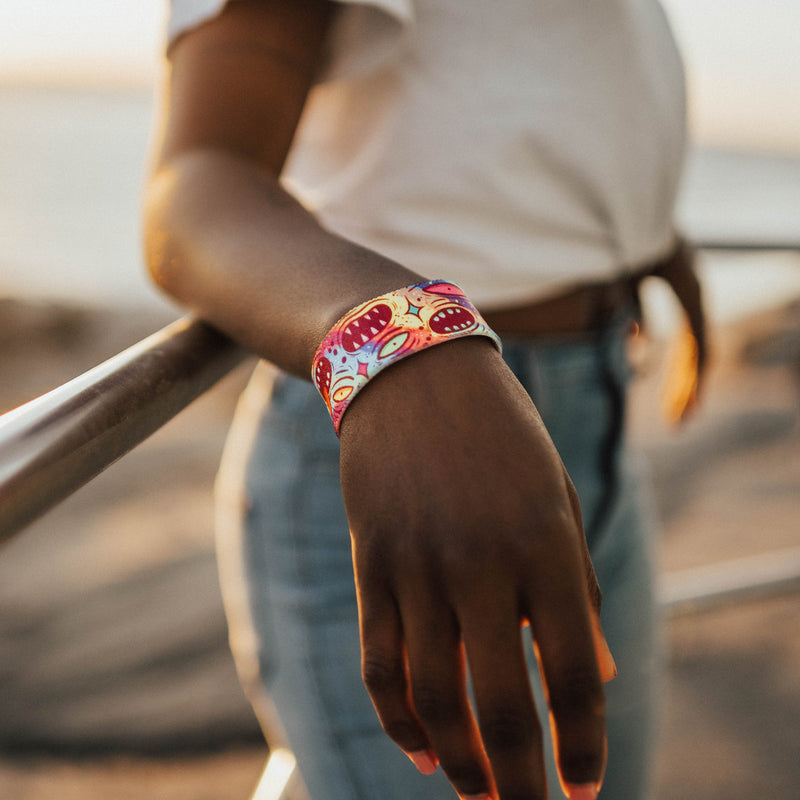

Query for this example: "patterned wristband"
[312,279,502,434]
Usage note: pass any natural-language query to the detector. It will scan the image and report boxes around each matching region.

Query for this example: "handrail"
[660,546,800,615]
[0,238,797,552]
[693,239,800,252]
[0,317,249,543]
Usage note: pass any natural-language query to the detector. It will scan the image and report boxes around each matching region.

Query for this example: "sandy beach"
[0,292,798,799]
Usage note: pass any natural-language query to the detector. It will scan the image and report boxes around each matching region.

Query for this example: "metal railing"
[688,240,800,253]
[2,243,799,584]
[0,317,248,542]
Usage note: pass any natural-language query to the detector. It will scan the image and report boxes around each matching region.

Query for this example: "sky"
[1,0,800,153]
[1,0,164,86]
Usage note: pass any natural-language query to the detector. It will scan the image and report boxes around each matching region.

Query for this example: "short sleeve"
[166,0,414,78]
[319,0,414,82]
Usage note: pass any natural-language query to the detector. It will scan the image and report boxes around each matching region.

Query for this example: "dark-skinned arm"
[143,3,615,798]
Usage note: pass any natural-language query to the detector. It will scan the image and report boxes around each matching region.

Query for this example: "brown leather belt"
[482,278,638,338]
[481,240,685,338]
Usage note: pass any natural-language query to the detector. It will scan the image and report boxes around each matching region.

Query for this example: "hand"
[654,237,709,424]
[662,321,705,424]
[339,337,616,800]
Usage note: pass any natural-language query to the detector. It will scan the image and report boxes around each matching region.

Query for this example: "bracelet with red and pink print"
[312,279,502,434]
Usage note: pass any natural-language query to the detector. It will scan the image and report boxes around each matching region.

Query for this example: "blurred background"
[1,1,799,798]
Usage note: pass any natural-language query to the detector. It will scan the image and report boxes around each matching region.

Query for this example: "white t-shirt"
[168,0,687,308]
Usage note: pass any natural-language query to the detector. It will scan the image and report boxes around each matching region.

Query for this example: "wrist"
[337,335,504,440]
[311,280,502,434]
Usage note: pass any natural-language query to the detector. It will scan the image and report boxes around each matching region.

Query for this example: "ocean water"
[0,86,168,311]
[1,85,800,323]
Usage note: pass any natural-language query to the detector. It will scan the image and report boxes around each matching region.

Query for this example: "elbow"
[143,224,174,296]
[143,225,180,299]
[142,167,191,302]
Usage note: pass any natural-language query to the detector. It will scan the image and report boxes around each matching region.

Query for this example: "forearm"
[144,147,421,377]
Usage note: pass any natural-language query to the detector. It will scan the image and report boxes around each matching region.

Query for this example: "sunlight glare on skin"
[661,324,702,426]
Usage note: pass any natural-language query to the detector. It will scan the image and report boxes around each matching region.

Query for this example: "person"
[144,1,706,798]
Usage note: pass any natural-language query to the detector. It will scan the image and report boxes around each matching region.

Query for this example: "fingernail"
[406,749,438,775]
[565,782,599,800]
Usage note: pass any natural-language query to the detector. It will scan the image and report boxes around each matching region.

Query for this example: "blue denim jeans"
[215,317,661,800]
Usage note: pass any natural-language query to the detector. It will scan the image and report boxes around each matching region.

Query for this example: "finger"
[461,601,546,800]
[525,547,607,798]
[565,476,617,683]
[402,599,492,799]
[655,236,706,356]
[662,323,702,425]
[357,583,436,773]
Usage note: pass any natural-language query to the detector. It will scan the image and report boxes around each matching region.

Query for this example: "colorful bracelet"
[312,279,502,434]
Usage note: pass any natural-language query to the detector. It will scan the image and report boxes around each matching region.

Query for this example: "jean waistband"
[481,238,686,339]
